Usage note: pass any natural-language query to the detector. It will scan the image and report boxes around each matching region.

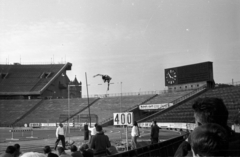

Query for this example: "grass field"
[0,126,181,155]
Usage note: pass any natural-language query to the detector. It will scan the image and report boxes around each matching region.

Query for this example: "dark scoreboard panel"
[165,62,213,86]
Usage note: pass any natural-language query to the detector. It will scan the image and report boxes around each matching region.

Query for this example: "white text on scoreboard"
[113,112,133,126]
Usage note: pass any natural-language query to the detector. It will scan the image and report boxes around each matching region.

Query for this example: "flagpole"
[85,72,91,126]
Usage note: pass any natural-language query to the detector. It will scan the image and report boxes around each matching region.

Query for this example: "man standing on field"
[54,123,66,150]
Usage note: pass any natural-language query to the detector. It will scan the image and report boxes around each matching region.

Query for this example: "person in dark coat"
[83,123,89,141]
[150,121,160,144]
[90,125,111,157]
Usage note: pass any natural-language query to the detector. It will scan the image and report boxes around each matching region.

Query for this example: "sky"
[0,0,240,96]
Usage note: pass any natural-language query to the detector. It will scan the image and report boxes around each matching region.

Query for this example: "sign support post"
[126,125,128,151]
[113,112,133,151]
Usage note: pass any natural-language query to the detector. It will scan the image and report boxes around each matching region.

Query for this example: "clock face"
[166,69,177,85]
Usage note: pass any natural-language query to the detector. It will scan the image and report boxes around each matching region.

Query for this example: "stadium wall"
[139,122,196,131]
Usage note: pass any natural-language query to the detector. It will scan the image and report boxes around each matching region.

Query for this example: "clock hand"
[168,73,172,78]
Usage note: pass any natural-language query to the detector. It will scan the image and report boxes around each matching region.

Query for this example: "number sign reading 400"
[113,112,133,126]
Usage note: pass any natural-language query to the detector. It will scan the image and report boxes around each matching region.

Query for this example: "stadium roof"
[0,62,72,95]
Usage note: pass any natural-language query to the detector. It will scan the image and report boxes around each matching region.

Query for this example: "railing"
[215,81,240,87]
[0,61,67,65]
[82,88,193,98]
[170,85,207,106]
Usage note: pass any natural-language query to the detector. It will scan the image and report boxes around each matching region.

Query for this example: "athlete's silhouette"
[93,74,112,90]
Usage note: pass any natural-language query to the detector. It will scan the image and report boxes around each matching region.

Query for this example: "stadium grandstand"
[0,62,240,157]
[0,62,81,99]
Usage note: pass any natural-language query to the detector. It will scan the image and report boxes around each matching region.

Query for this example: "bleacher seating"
[16,98,98,125]
[80,95,157,123]
[145,90,192,104]
[0,90,194,126]
[0,99,42,126]
[143,86,240,125]
[98,91,192,125]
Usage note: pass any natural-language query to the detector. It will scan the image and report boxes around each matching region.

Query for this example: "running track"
[0,127,181,155]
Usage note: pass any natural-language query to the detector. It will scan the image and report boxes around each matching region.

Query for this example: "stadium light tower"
[67,84,81,141]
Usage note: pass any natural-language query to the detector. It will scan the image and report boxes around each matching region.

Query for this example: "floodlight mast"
[67,84,82,141]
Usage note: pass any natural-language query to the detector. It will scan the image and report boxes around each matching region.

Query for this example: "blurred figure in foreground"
[190,123,229,157]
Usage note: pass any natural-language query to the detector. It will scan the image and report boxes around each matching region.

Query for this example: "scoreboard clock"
[165,62,214,86]
[165,69,177,85]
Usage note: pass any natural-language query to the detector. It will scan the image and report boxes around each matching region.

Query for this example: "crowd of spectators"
[1,123,114,157]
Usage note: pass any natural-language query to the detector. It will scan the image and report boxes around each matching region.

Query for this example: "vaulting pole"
[68,84,70,141]
[85,72,91,126]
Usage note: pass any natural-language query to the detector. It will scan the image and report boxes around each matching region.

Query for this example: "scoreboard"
[165,62,214,86]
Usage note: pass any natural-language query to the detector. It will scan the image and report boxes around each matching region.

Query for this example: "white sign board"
[113,112,133,126]
[139,103,173,110]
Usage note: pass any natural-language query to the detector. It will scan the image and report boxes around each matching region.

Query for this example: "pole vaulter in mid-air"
[93,74,112,91]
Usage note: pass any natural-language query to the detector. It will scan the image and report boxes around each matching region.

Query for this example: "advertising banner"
[139,103,173,110]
